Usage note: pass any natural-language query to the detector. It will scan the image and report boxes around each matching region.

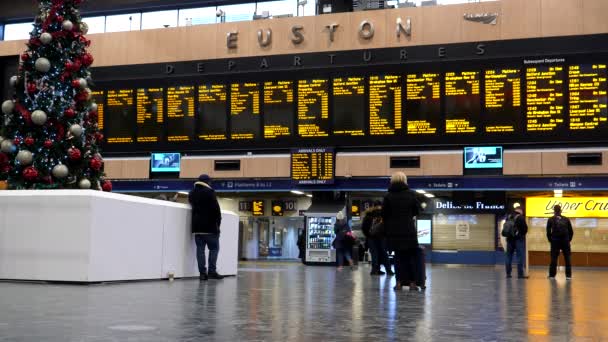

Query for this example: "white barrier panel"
[0,190,238,282]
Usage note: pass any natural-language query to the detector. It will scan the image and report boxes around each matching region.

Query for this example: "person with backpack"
[546,204,574,279]
[334,211,355,271]
[502,206,529,279]
[361,201,393,276]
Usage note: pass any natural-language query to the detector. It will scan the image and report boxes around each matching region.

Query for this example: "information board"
[136,88,164,143]
[444,71,481,134]
[291,148,335,185]
[90,90,104,129]
[166,86,195,142]
[484,69,521,133]
[231,82,260,140]
[333,77,365,136]
[406,73,441,134]
[198,84,228,141]
[526,66,565,132]
[569,64,608,131]
[105,89,135,144]
[298,79,330,137]
[263,80,294,139]
[369,75,402,136]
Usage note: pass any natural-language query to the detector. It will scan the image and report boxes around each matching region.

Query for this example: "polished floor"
[0,263,607,342]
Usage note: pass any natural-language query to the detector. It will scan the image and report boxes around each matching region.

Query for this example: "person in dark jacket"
[382,172,420,290]
[361,201,393,276]
[334,211,354,270]
[505,206,529,279]
[546,205,574,279]
[188,174,223,281]
[297,230,306,264]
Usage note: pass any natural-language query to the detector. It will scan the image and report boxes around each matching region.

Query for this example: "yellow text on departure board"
[298,79,329,137]
[90,90,105,130]
[369,75,402,136]
[166,86,195,142]
[445,71,479,134]
[136,88,164,143]
[526,66,565,132]
[106,89,134,143]
[484,69,521,133]
[264,81,293,139]
[333,77,365,136]
[198,84,228,141]
[569,64,608,131]
[406,73,440,135]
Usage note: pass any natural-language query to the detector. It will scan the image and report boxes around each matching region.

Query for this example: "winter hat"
[198,174,211,183]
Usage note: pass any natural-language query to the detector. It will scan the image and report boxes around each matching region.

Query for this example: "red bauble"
[56,15,64,23]
[88,110,98,120]
[1,165,10,173]
[64,108,75,118]
[76,91,88,102]
[0,152,8,165]
[101,180,112,192]
[90,157,103,171]
[23,166,39,181]
[71,79,81,88]
[27,82,37,94]
[95,132,104,142]
[64,61,73,71]
[82,53,94,67]
[68,148,82,161]
[13,138,21,145]
[24,137,35,146]
[72,60,82,72]
[21,53,30,62]
[44,140,53,148]
[41,175,53,184]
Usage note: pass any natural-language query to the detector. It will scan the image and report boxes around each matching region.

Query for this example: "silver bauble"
[69,124,83,137]
[34,57,51,73]
[78,178,91,189]
[1,140,14,153]
[78,78,87,89]
[2,100,14,115]
[62,20,73,31]
[40,32,53,45]
[0,136,4,144]
[9,76,18,87]
[16,150,33,165]
[52,164,69,179]
[80,22,89,35]
[31,110,47,126]
[90,102,98,112]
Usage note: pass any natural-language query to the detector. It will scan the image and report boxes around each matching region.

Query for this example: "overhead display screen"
[569,64,608,131]
[406,73,441,135]
[291,147,335,185]
[332,77,365,136]
[298,79,330,138]
[464,146,503,169]
[90,90,104,129]
[198,84,228,141]
[263,81,294,139]
[136,88,164,143]
[231,82,260,140]
[444,71,480,134]
[526,65,565,132]
[166,86,195,142]
[484,69,521,133]
[151,153,180,173]
[105,89,135,144]
[369,75,402,135]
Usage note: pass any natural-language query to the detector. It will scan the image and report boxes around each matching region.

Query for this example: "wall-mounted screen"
[151,153,181,173]
[464,146,503,169]
[417,219,432,245]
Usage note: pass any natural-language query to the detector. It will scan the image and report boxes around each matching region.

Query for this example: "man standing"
[361,201,393,276]
[504,206,529,279]
[546,205,574,279]
[189,174,224,281]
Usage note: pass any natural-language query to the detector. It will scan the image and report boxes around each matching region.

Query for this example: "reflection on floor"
[0,262,607,341]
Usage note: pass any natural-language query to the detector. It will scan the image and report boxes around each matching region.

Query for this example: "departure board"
[406,73,441,134]
[263,81,294,139]
[369,75,402,135]
[484,69,521,133]
[198,84,228,141]
[90,90,104,129]
[166,86,195,142]
[136,88,164,143]
[298,79,330,137]
[526,66,565,132]
[230,82,260,140]
[291,148,334,185]
[105,89,135,144]
[444,71,480,134]
[333,77,365,136]
[569,64,608,131]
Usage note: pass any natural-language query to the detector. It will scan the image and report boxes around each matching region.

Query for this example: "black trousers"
[395,248,418,285]
[549,240,572,278]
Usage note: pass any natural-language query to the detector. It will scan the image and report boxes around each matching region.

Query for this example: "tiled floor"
[1,262,607,342]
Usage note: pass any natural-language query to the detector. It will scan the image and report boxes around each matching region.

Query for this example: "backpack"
[552,216,569,239]
[369,216,384,238]
[501,217,517,239]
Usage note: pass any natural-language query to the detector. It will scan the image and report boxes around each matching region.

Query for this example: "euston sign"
[526,197,608,218]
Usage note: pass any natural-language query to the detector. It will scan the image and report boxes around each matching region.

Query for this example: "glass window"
[178,7,217,26]
[105,13,141,33]
[256,0,297,17]
[141,10,178,30]
[217,3,256,22]
[82,16,106,34]
[4,22,33,41]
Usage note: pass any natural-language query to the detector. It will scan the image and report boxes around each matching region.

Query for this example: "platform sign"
[272,200,284,216]
[252,200,265,216]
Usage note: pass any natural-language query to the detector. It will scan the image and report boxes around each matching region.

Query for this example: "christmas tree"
[0,0,111,191]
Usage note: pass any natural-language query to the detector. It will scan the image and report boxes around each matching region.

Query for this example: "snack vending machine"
[305,213,336,265]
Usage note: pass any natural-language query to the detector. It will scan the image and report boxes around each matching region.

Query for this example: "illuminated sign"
[252,200,265,216]
[351,200,361,217]
[526,197,608,218]
[464,146,503,169]
[271,200,284,216]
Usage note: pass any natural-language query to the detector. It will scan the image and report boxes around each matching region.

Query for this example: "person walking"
[546,205,574,279]
[361,201,393,276]
[189,174,224,281]
[504,206,529,279]
[382,172,421,290]
[297,230,306,264]
[334,211,354,271]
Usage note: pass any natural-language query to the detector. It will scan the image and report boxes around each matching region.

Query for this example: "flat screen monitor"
[151,153,181,173]
[417,219,432,245]
[464,146,503,169]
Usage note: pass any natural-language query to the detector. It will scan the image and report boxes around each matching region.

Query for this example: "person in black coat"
[297,230,306,264]
[382,172,420,290]
[504,206,529,279]
[546,204,574,279]
[361,201,393,276]
[334,211,354,270]
[188,174,223,281]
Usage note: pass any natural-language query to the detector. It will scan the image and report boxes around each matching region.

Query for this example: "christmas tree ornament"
[1,140,14,153]
[69,124,83,137]
[0,180,8,190]
[101,180,112,192]
[2,100,14,114]
[90,102,98,112]
[80,21,89,34]
[34,57,51,73]
[22,166,39,181]
[78,178,91,189]
[90,157,102,171]
[82,53,94,67]
[43,139,53,149]
[24,137,35,146]
[52,164,69,178]
[79,78,87,89]
[40,32,53,45]
[68,147,81,161]
[84,88,92,100]
[16,150,33,165]
[62,20,74,31]
[31,110,47,125]
[21,53,30,62]
[9,76,19,87]
[64,108,75,118]
[27,82,37,93]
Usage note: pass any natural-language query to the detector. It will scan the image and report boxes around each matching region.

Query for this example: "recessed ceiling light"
[416,190,426,194]
[424,193,435,198]
[291,190,304,195]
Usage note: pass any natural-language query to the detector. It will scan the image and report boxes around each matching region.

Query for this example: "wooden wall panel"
[122,159,150,179]
[461,2,502,43]
[582,0,608,35]
[540,0,584,37]
[421,153,463,176]
[349,10,387,50]
[180,158,214,178]
[335,155,389,177]
[244,157,290,178]
[314,13,352,52]
[503,151,542,175]
[384,8,423,48]
[277,16,317,55]
[103,159,124,179]
[500,0,541,40]
[215,21,252,59]
[541,151,608,175]
[420,5,463,45]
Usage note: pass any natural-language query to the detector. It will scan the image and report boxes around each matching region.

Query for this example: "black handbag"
[369,217,384,237]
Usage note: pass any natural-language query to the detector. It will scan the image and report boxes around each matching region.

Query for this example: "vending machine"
[304,213,336,265]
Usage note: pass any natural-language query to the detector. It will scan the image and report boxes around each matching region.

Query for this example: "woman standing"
[382,172,420,290]
[334,211,354,270]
